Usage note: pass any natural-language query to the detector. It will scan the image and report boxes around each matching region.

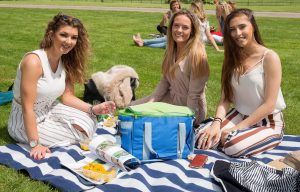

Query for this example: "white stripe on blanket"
[0,134,299,192]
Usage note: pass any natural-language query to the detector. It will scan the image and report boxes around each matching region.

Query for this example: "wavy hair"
[40,13,90,84]
[162,9,209,79]
[222,8,264,102]
[190,1,207,22]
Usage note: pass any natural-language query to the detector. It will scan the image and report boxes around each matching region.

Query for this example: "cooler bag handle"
[177,123,186,159]
[143,122,159,160]
[143,122,187,160]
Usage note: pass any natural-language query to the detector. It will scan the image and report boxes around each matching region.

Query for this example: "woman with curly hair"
[8,13,116,160]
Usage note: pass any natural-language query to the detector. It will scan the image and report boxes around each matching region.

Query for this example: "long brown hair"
[222,8,264,102]
[162,9,209,79]
[40,13,90,84]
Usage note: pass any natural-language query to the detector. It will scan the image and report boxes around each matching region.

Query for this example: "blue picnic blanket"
[0,129,299,192]
[0,90,13,105]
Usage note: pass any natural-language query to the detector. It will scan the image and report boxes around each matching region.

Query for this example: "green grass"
[0,7,300,191]
[1,0,300,12]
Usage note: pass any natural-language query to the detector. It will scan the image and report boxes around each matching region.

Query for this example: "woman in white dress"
[8,13,116,160]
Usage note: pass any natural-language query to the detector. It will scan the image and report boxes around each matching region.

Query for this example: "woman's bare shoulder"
[20,53,42,72]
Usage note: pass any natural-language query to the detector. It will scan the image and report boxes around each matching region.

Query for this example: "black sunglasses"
[57,14,81,26]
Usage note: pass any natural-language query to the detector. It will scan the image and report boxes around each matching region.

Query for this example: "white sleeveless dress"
[8,49,97,147]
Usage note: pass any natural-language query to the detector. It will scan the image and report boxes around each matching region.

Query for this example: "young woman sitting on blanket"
[196,8,286,158]
[131,9,209,126]
[7,13,116,160]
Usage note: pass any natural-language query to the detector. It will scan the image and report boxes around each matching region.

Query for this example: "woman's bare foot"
[133,34,144,47]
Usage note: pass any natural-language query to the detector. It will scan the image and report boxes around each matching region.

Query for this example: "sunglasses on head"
[57,14,81,26]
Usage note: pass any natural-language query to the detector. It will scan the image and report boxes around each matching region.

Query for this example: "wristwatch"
[29,140,39,148]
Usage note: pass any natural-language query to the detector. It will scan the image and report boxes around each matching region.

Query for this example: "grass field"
[0,6,299,191]
[1,0,300,12]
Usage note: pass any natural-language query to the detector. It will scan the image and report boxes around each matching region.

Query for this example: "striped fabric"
[220,109,285,157]
[0,131,299,192]
[8,100,97,147]
[212,160,299,192]
[229,161,299,192]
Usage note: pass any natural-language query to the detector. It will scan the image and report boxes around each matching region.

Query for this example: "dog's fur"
[83,65,139,108]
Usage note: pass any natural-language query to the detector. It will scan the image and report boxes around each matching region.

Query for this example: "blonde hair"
[220,1,231,18]
[190,1,207,22]
[162,9,209,79]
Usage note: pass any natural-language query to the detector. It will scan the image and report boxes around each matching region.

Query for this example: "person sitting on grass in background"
[131,9,209,126]
[132,1,223,52]
[196,8,286,158]
[214,0,236,34]
[8,13,116,160]
[190,1,223,51]
[157,0,181,36]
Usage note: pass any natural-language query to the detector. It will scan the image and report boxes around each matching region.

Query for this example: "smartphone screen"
[189,154,208,169]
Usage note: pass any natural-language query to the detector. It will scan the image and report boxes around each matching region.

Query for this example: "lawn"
[1,0,300,12]
[0,7,299,191]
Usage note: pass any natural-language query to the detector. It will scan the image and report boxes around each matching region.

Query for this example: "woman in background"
[157,0,181,35]
[133,1,223,52]
[190,1,223,51]
[214,0,235,33]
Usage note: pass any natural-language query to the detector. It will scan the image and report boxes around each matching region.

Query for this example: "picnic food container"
[79,138,91,151]
[81,163,117,182]
[103,116,118,128]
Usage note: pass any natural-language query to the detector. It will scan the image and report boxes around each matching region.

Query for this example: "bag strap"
[143,122,188,160]
[143,122,158,160]
[177,123,186,159]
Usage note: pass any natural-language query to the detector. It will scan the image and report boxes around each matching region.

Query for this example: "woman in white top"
[190,1,223,52]
[8,13,116,160]
[196,9,286,158]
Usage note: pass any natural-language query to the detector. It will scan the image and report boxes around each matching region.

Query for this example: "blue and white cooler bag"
[118,102,195,161]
